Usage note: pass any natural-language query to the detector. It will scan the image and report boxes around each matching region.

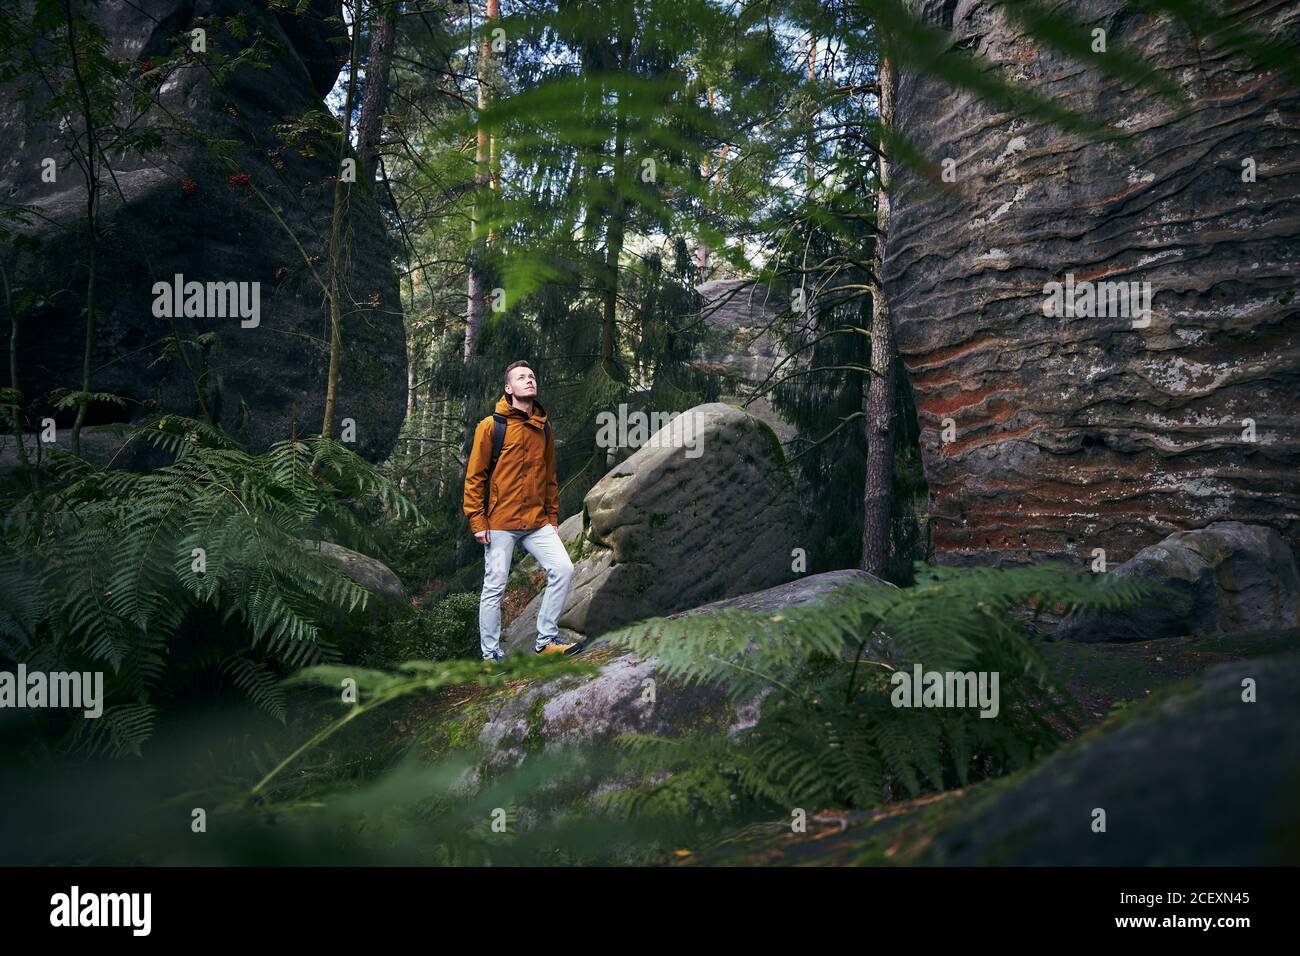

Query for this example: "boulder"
[0,426,135,473]
[695,647,1300,866]
[502,402,804,652]
[920,651,1300,865]
[1057,522,1300,642]
[0,0,406,462]
[887,0,1300,566]
[557,512,584,546]
[469,569,885,775]
[302,540,407,612]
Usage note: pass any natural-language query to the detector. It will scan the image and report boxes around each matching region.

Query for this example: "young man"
[463,361,580,661]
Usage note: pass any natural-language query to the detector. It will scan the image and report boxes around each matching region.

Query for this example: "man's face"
[506,366,538,400]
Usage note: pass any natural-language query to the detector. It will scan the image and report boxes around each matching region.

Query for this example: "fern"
[597,563,1152,815]
[0,416,426,754]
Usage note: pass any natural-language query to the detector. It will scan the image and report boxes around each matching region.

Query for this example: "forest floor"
[1042,627,1297,732]
[682,627,1300,866]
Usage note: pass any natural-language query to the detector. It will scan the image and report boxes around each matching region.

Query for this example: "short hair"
[504,360,533,388]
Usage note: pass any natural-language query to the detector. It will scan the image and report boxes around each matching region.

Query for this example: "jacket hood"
[495,394,548,425]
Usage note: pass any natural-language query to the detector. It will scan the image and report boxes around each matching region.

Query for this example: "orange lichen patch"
[902,334,1003,372]
[1087,177,1159,207]
[934,412,1031,456]
[918,383,1023,418]
[908,365,964,389]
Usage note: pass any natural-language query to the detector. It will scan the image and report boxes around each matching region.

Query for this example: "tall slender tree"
[322,0,364,439]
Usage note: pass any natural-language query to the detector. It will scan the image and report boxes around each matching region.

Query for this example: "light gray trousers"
[479,524,575,658]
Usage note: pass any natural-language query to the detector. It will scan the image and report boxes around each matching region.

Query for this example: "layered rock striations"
[887,0,1300,566]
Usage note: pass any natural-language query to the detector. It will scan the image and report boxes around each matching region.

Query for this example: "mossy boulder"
[1057,522,1300,642]
[447,570,882,787]
[689,645,1300,866]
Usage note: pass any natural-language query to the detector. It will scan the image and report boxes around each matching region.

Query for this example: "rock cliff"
[887,0,1300,566]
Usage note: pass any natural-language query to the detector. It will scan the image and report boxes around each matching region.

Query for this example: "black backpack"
[483,411,552,517]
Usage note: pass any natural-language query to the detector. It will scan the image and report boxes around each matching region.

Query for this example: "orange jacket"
[463,395,559,534]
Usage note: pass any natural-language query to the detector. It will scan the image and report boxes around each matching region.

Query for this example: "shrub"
[366,592,481,667]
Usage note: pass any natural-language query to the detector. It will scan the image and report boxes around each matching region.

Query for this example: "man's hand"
[475,530,490,544]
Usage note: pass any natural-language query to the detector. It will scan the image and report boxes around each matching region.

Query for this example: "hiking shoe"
[534,639,582,656]
[483,649,506,662]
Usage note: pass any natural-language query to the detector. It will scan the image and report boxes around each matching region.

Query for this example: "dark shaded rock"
[302,539,406,611]
[0,0,405,462]
[887,1,1300,566]
[919,651,1300,865]
[0,426,143,473]
[1057,521,1300,642]
[691,642,1300,866]
[502,402,805,652]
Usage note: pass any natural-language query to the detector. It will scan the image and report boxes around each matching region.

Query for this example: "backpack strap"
[488,412,509,473]
[484,412,508,519]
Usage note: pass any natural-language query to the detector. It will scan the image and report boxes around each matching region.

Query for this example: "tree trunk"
[463,0,498,361]
[404,334,416,459]
[356,0,397,189]
[65,0,98,459]
[485,0,501,243]
[601,108,628,381]
[694,86,718,282]
[806,36,817,192]
[3,266,28,468]
[322,0,363,439]
[861,53,896,577]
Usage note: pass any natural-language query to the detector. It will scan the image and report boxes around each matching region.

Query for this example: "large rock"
[302,540,407,612]
[0,0,406,461]
[920,651,1300,865]
[470,569,884,775]
[502,402,804,651]
[887,1,1300,566]
[1057,522,1300,642]
[696,648,1300,866]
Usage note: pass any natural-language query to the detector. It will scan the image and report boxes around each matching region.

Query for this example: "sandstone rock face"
[502,402,804,651]
[887,0,1300,567]
[478,569,882,773]
[695,280,798,450]
[0,0,406,461]
[1057,521,1300,642]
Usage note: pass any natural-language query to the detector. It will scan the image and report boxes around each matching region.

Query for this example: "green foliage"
[0,416,424,756]
[251,652,598,801]
[597,564,1152,814]
[364,592,481,668]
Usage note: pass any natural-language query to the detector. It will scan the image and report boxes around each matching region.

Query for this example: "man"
[463,361,580,661]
